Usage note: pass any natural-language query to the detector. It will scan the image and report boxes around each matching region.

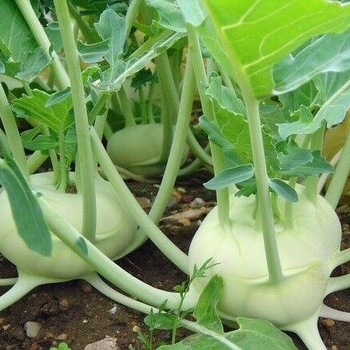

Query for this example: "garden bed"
[1,171,350,350]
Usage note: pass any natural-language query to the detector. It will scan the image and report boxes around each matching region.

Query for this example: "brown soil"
[1,171,350,350]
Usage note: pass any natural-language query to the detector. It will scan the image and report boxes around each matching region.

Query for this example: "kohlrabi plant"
[0,0,203,323]
[173,0,350,349]
[0,0,195,311]
[3,1,350,349]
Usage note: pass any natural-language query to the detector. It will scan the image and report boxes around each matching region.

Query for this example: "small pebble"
[108,306,117,315]
[321,318,335,327]
[56,333,67,340]
[84,336,119,350]
[132,325,140,333]
[0,317,7,325]
[24,321,41,338]
[331,346,338,350]
[59,298,69,308]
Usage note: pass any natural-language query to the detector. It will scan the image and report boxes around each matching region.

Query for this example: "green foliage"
[12,90,74,134]
[199,0,350,97]
[49,342,71,350]
[0,139,52,256]
[0,0,50,81]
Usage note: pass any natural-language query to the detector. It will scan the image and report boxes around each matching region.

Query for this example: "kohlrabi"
[4,0,350,349]
[0,0,195,319]
[174,0,350,348]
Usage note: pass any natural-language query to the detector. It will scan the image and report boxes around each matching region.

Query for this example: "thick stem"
[117,87,136,127]
[186,128,213,166]
[305,125,325,203]
[155,52,180,160]
[125,0,143,38]
[135,47,197,241]
[67,2,100,43]
[325,123,350,208]
[0,271,62,312]
[244,95,283,283]
[54,0,96,242]
[38,195,196,310]
[207,23,284,283]
[186,25,231,228]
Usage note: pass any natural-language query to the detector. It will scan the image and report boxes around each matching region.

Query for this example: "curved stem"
[122,46,197,251]
[90,127,189,273]
[27,151,48,174]
[186,25,230,229]
[326,274,350,295]
[155,52,179,161]
[38,196,196,310]
[125,0,143,39]
[117,86,136,127]
[84,273,159,315]
[186,128,213,166]
[0,270,63,312]
[54,0,96,242]
[285,313,326,350]
[67,1,100,43]
[320,304,350,322]
[142,47,196,229]
[0,278,18,286]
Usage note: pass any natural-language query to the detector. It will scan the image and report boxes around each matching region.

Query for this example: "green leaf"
[199,0,350,97]
[193,275,224,333]
[204,164,254,190]
[144,311,178,330]
[276,143,313,170]
[0,149,52,256]
[268,179,298,202]
[77,40,109,63]
[278,151,333,177]
[22,134,58,152]
[173,0,206,27]
[12,90,74,133]
[46,88,72,107]
[44,21,62,53]
[70,0,125,15]
[94,9,127,65]
[131,69,155,90]
[206,76,246,117]
[16,47,51,82]
[199,116,235,154]
[274,28,350,94]
[277,105,315,140]
[278,71,350,139]
[159,317,296,349]
[227,317,297,350]
[145,0,186,32]
[0,0,38,61]
[158,333,242,350]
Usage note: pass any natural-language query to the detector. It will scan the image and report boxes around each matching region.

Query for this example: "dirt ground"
[1,170,350,350]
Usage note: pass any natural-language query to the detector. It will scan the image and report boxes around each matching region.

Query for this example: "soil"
[1,170,350,350]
